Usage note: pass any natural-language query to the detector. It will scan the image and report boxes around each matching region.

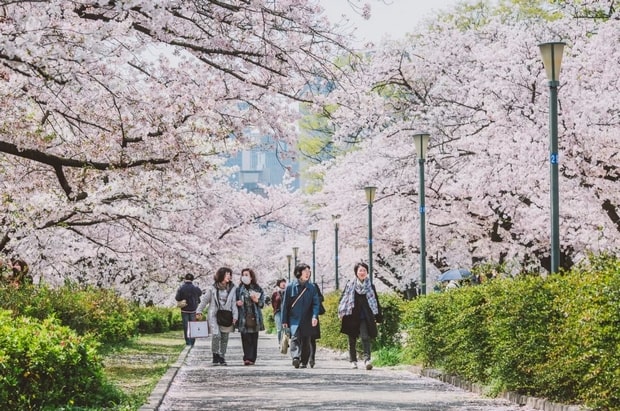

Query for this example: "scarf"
[338,277,379,318]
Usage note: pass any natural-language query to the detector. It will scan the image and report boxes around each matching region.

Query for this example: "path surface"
[142,332,538,411]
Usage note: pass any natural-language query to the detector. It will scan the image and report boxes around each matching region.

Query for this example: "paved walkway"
[141,332,539,411]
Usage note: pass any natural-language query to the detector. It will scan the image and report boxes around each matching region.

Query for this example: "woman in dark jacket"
[236,267,265,365]
[281,263,320,369]
[338,262,382,370]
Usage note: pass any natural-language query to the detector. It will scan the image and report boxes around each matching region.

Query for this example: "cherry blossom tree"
[0,0,353,302]
[301,1,619,292]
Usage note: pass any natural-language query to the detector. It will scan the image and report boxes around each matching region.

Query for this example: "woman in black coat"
[337,262,382,370]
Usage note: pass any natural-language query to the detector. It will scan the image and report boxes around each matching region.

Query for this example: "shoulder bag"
[215,289,233,327]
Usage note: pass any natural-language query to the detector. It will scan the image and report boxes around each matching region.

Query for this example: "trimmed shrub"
[3,283,138,345]
[134,305,176,334]
[0,310,124,409]
[536,254,620,408]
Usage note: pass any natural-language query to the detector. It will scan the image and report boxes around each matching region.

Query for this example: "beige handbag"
[280,332,289,354]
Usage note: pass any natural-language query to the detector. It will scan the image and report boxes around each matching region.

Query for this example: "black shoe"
[292,358,300,368]
[219,356,227,366]
[309,360,315,368]
[212,353,220,366]
[300,363,307,368]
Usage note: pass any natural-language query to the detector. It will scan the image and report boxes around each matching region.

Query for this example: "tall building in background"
[226,133,299,194]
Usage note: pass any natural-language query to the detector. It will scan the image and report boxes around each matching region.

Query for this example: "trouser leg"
[360,320,371,361]
[347,334,358,362]
[300,336,312,365]
[241,332,252,361]
[290,332,302,359]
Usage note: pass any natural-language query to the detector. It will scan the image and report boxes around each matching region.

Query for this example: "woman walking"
[236,268,265,365]
[271,278,286,346]
[196,267,238,366]
[281,263,320,369]
[338,262,383,370]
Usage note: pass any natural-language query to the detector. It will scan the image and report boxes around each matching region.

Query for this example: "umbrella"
[438,268,472,282]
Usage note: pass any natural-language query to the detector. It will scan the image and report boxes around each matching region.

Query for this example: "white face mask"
[241,276,251,285]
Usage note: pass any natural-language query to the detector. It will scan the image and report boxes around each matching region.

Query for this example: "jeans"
[348,320,371,362]
[181,311,197,346]
[274,311,283,344]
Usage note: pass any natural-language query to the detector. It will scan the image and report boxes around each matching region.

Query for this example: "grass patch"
[102,330,185,409]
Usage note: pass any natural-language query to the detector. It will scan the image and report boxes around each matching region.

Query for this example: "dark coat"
[281,280,320,338]
[175,280,202,312]
[340,284,381,339]
[236,283,265,333]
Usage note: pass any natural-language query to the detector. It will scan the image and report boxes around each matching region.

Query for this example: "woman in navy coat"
[281,263,320,369]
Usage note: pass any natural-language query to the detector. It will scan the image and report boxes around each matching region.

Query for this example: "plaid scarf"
[338,277,379,318]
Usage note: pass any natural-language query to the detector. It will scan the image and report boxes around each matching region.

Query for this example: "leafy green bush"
[134,305,176,334]
[262,305,276,334]
[2,283,138,345]
[0,310,124,409]
[373,292,404,349]
[315,291,347,351]
[536,254,620,408]
[402,253,620,410]
[484,276,554,394]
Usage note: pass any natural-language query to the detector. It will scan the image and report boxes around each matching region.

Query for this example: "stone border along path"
[140,332,584,411]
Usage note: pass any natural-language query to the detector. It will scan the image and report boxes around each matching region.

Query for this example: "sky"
[319,0,463,45]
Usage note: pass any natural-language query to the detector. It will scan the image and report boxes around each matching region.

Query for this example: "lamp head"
[538,42,566,82]
[364,186,377,204]
[412,132,430,160]
[310,229,318,242]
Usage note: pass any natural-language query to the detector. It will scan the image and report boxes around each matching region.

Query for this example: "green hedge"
[403,254,620,409]
[0,310,124,409]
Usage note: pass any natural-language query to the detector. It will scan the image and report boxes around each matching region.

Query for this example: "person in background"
[175,273,202,346]
[271,278,286,346]
[196,267,238,366]
[236,268,265,365]
[281,263,320,369]
[338,262,382,370]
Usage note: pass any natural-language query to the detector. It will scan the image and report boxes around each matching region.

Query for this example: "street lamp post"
[364,186,377,284]
[286,254,292,281]
[332,214,341,290]
[310,229,318,283]
[413,132,430,295]
[292,246,299,269]
[539,41,566,274]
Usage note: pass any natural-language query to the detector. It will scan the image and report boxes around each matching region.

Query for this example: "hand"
[311,317,318,327]
[196,313,203,320]
[236,300,243,307]
[282,323,288,328]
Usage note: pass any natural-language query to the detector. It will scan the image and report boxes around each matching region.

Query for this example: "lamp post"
[364,186,377,284]
[310,229,318,283]
[539,41,566,274]
[332,214,341,290]
[413,132,430,295]
[286,254,292,281]
[292,246,299,269]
